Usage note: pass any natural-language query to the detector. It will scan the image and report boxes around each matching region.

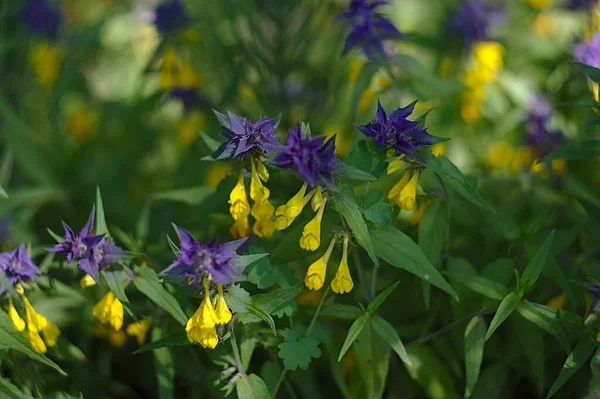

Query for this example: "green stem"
[230,325,248,385]
[272,369,288,398]
[306,286,331,337]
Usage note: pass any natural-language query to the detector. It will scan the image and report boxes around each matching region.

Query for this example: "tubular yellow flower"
[331,237,354,294]
[250,160,275,223]
[230,216,251,238]
[159,47,179,90]
[253,217,275,238]
[386,156,404,175]
[274,183,312,230]
[410,199,431,226]
[547,293,568,310]
[26,330,47,353]
[256,159,270,182]
[126,319,152,345]
[214,285,232,325]
[250,160,269,202]
[8,297,25,332]
[251,198,274,224]
[510,147,535,174]
[300,197,328,251]
[396,170,420,211]
[80,274,97,288]
[387,171,411,202]
[348,59,365,82]
[66,104,98,143]
[311,186,324,212]
[92,291,124,331]
[205,162,233,188]
[432,143,447,157]
[21,293,60,350]
[305,238,336,291]
[186,282,218,345]
[30,43,62,89]
[486,141,514,170]
[95,323,127,348]
[23,295,48,334]
[229,170,250,220]
[358,88,377,114]
[198,326,219,349]
[42,322,60,347]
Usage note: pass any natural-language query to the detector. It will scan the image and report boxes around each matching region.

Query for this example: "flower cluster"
[305,236,354,294]
[451,0,504,46]
[338,0,402,57]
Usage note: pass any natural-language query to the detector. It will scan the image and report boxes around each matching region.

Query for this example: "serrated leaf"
[516,300,571,352]
[338,314,368,361]
[0,309,66,375]
[364,202,394,227]
[371,316,410,365]
[95,187,108,236]
[485,292,522,341]
[333,193,378,265]
[151,187,216,206]
[372,226,458,300]
[278,329,321,371]
[134,330,188,354]
[464,316,486,399]
[541,140,600,162]
[545,337,596,399]
[518,231,554,294]
[236,374,272,399]
[319,304,363,320]
[367,281,399,313]
[133,266,187,326]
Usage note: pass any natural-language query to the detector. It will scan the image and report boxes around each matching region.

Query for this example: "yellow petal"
[304,238,336,290]
[126,319,152,345]
[42,321,61,347]
[214,285,232,325]
[26,331,47,353]
[108,329,127,348]
[547,293,568,310]
[198,326,219,349]
[228,170,250,220]
[253,218,275,238]
[8,297,25,332]
[205,162,233,188]
[251,197,274,222]
[22,295,48,334]
[311,186,324,212]
[274,183,312,230]
[396,171,419,211]
[300,199,327,251]
[93,291,124,331]
[388,172,411,202]
[230,216,251,238]
[80,274,97,288]
[30,43,62,90]
[410,200,431,226]
[331,237,354,294]
[386,156,404,175]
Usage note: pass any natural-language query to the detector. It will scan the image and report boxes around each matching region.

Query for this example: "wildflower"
[47,206,124,283]
[312,186,324,212]
[230,216,251,239]
[386,156,404,175]
[205,163,233,188]
[214,285,232,324]
[153,0,191,35]
[19,0,63,39]
[305,238,336,290]
[0,244,41,286]
[21,290,60,353]
[388,171,411,204]
[93,291,124,331]
[331,237,354,294]
[486,141,514,170]
[80,274,97,288]
[300,197,328,251]
[29,43,62,89]
[395,170,420,211]
[356,101,442,159]
[177,111,206,147]
[432,143,447,157]
[338,0,402,57]
[574,31,600,69]
[8,297,25,332]
[275,183,314,230]
[229,171,251,221]
[348,59,365,81]
[524,0,551,9]
[451,0,504,45]
[410,199,431,226]
[66,103,98,143]
[184,278,231,348]
[126,319,152,345]
[95,323,127,348]
[524,96,564,158]
[249,160,274,222]
[547,293,568,310]
[159,47,180,90]
[271,121,337,187]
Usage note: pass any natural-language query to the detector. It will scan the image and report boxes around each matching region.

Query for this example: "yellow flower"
[472,42,504,80]
[256,159,270,182]
[251,198,274,225]
[534,13,557,38]
[80,274,97,288]
[547,293,568,310]
[253,216,275,238]
[374,74,390,91]
[237,82,257,101]
[93,291,124,331]
[410,199,431,226]
[510,146,535,173]
[229,170,250,220]
[249,161,270,202]
[386,156,404,175]
[431,143,447,157]
[177,61,201,88]
[186,290,221,348]
[197,326,219,349]
[214,285,232,325]
[552,159,567,175]
[66,104,98,143]
[275,183,312,230]
[461,103,481,123]
[159,47,179,90]
[395,170,420,211]
[300,197,328,251]
[23,296,48,334]
[177,111,206,147]
[21,293,60,352]
[8,297,25,332]
[388,172,411,204]
[486,141,514,170]
[205,163,232,188]
[249,160,275,223]
[42,322,61,347]
[305,238,336,290]
[26,330,47,353]
[30,43,62,89]
[311,186,324,212]
[348,59,365,82]
[126,319,152,345]
[530,159,549,179]
[230,216,251,238]
[524,0,551,9]
[331,237,354,294]
[357,88,377,114]
[95,323,126,348]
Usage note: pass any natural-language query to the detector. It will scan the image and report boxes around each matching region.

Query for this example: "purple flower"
[19,0,63,39]
[574,31,600,69]
[46,207,124,283]
[170,88,204,112]
[338,0,402,57]
[451,0,504,45]
[211,111,281,160]
[588,283,600,313]
[160,227,246,285]
[271,121,336,187]
[153,0,191,35]
[524,96,563,157]
[0,245,40,287]
[356,100,442,158]
[565,0,594,10]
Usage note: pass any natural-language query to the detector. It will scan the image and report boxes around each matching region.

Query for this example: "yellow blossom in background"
[177,111,206,147]
[126,320,152,345]
[358,88,378,114]
[534,13,557,38]
[66,103,98,143]
[331,237,353,294]
[159,47,180,90]
[275,182,312,230]
[229,171,250,221]
[324,127,353,159]
[410,199,431,226]
[93,291,124,331]
[178,61,202,88]
[387,156,404,175]
[486,141,514,170]
[348,59,365,82]
[373,73,390,91]
[230,216,250,238]
[524,0,551,9]
[438,56,454,78]
[26,331,47,353]
[95,323,127,348]
[30,43,63,90]
[552,159,567,175]
[431,143,447,157]
[181,28,202,43]
[510,147,535,173]
[237,82,257,101]
[205,162,233,188]
[547,293,568,310]
[21,293,61,353]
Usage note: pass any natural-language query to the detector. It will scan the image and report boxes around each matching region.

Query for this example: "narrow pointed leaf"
[338,315,368,361]
[464,316,486,399]
[518,231,554,294]
[485,292,521,341]
[367,282,399,313]
[545,337,596,398]
[133,266,188,326]
[516,300,571,352]
[371,316,411,365]
[333,193,378,265]
[95,187,108,236]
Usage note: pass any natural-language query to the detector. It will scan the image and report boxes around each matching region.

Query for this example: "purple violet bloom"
[46,207,123,283]
[271,121,336,187]
[588,283,600,313]
[0,245,40,287]
[574,31,600,69]
[524,96,564,157]
[211,111,281,160]
[565,0,594,10]
[153,0,191,35]
[338,0,402,57]
[170,88,203,112]
[19,0,63,40]
[356,100,443,158]
[160,227,246,285]
[451,0,504,46]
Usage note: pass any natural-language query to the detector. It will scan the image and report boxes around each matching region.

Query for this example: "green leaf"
[576,62,600,84]
[151,327,175,399]
[523,301,585,332]
[541,140,600,162]
[235,252,270,272]
[516,300,571,352]
[513,316,544,396]
[464,316,486,399]
[446,259,509,301]
[371,316,411,365]
[545,337,596,398]
[0,150,13,189]
[236,374,272,399]
[405,346,460,399]
[331,159,378,182]
[367,281,399,313]
[418,199,448,267]
[199,131,221,152]
[253,283,305,315]
[151,186,216,206]
[0,309,66,375]
[338,315,368,361]
[518,231,554,294]
[133,266,188,326]
[333,193,378,265]
[95,187,109,236]
[470,364,507,399]
[364,202,394,227]
[425,155,494,214]
[224,285,276,332]
[134,330,188,354]
[371,226,458,300]
[278,329,321,371]
[485,292,522,341]
[135,201,152,247]
[0,377,35,399]
[245,247,275,289]
[101,270,136,319]
[353,321,391,399]
[319,304,363,320]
